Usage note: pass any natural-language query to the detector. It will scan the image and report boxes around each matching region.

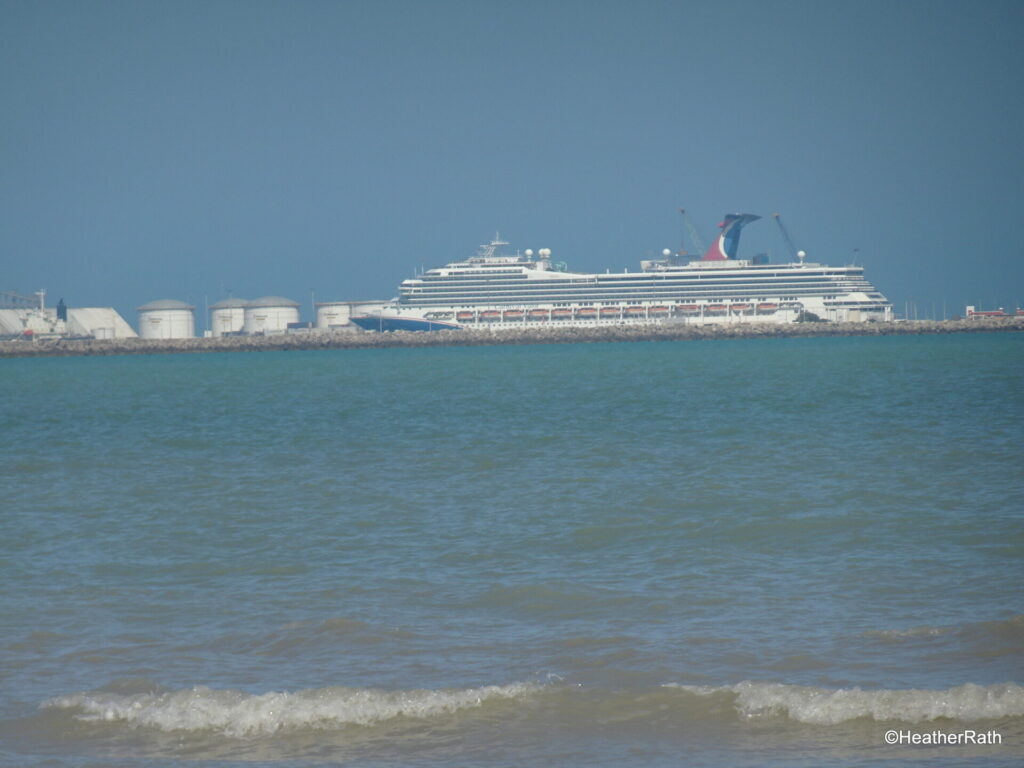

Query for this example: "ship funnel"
[702,213,761,261]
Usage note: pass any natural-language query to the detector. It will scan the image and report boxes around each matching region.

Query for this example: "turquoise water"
[1,334,1022,766]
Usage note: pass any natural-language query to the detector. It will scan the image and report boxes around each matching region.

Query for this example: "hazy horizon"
[3,0,1022,327]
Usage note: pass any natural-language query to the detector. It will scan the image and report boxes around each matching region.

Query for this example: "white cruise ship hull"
[358,295,890,331]
[354,220,892,331]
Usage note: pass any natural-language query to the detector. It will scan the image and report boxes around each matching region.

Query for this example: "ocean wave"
[666,681,1024,725]
[867,614,1024,643]
[865,625,953,640]
[42,682,539,737]
[39,679,1024,738]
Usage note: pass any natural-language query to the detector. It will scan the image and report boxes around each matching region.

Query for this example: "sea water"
[1,333,1022,767]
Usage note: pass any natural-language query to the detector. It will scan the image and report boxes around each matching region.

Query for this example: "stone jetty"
[1,318,1022,359]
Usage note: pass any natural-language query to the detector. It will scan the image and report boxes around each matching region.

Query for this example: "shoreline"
[2,318,1022,359]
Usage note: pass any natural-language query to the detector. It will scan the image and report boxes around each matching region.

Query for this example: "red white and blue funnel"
[702,213,761,261]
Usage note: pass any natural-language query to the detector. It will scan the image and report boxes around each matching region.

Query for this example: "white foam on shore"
[667,681,1024,725]
[43,682,538,737]
[43,679,1024,735]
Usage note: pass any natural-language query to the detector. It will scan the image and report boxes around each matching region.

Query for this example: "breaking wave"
[666,681,1024,725]
[38,679,1024,741]
[42,682,539,737]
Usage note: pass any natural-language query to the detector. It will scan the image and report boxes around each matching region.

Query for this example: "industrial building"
[3,288,392,341]
[0,290,137,340]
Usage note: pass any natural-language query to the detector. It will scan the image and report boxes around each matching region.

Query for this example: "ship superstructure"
[351,214,892,331]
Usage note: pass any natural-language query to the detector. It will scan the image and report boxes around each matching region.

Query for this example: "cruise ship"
[350,213,892,331]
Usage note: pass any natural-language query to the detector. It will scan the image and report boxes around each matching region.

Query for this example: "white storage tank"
[316,302,353,329]
[137,299,195,339]
[244,296,300,334]
[209,298,249,336]
[350,301,388,317]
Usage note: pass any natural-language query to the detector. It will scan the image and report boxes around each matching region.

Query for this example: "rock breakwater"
[2,318,1021,359]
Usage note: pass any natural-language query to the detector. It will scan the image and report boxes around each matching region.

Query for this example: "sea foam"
[668,681,1024,725]
[43,682,538,737]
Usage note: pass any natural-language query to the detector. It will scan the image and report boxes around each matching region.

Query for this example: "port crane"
[772,213,806,263]
[678,208,707,258]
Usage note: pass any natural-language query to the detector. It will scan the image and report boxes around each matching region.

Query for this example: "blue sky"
[3,0,1022,325]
